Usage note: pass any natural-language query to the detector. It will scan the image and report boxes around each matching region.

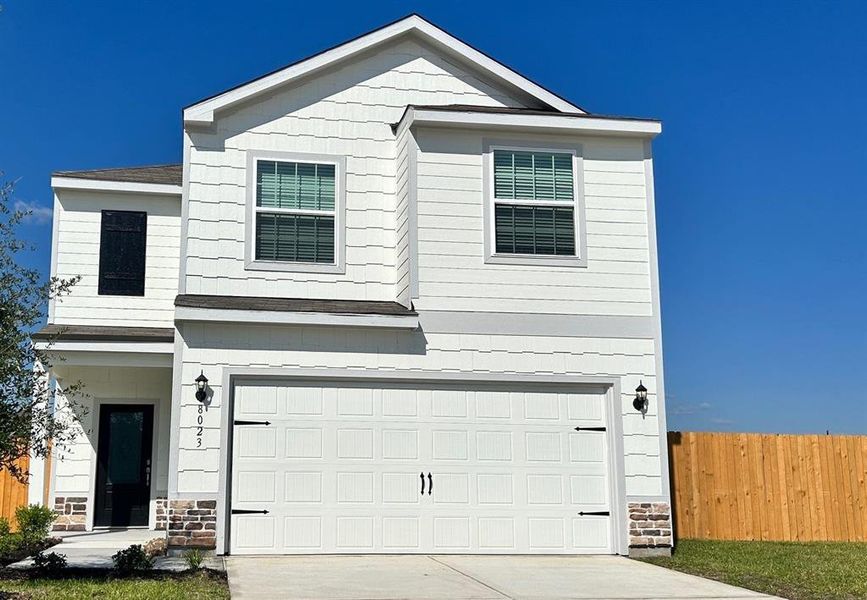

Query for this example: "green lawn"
[0,570,229,600]
[639,539,867,600]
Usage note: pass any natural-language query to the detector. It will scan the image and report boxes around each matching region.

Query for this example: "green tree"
[0,174,81,481]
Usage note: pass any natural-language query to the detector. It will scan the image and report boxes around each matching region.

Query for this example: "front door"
[94,404,154,527]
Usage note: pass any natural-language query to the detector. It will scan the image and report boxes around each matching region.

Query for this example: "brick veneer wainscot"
[167,500,217,550]
[52,496,87,531]
[628,501,672,556]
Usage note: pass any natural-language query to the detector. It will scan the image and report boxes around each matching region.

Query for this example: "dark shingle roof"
[398,104,660,124]
[32,324,175,343]
[175,294,417,316]
[53,164,182,186]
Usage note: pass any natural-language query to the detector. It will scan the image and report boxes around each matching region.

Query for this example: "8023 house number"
[196,404,206,448]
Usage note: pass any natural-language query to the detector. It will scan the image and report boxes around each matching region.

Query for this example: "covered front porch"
[35,325,175,533]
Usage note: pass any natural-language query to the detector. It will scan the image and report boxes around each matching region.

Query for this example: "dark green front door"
[94,405,153,527]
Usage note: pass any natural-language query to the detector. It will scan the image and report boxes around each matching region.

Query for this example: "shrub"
[15,504,55,543]
[112,544,153,574]
[183,548,204,570]
[0,517,10,537]
[33,551,67,575]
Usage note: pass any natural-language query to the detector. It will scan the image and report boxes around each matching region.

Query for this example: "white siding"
[51,366,173,528]
[174,323,664,498]
[184,38,529,301]
[414,129,653,315]
[51,190,181,326]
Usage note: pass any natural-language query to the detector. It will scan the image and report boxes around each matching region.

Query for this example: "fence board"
[669,432,867,542]
[0,458,29,527]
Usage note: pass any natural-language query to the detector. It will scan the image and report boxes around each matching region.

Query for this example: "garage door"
[229,381,614,554]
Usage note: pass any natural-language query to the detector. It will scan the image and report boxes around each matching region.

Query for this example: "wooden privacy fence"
[0,457,30,525]
[668,431,867,542]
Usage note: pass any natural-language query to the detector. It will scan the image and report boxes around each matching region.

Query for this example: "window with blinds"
[254,160,336,263]
[492,149,576,256]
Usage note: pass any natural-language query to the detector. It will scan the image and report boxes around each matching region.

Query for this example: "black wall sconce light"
[632,381,648,412]
[195,371,209,403]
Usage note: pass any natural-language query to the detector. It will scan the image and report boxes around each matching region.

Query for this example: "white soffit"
[51,177,182,196]
[183,14,583,126]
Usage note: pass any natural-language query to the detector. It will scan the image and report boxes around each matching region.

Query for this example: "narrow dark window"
[98,210,147,296]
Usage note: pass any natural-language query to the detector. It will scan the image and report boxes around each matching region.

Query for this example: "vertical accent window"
[254,160,336,264]
[492,149,576,256]
[98,210,147,296]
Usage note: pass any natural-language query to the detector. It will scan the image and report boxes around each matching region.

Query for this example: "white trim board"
[174,305,419,330]
[396,108,661,139]
[183,14,582,126]
[51,177,182,196]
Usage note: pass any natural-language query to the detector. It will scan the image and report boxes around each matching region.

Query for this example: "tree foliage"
[0,174,81,481]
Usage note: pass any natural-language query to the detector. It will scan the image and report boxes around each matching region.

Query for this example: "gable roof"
[183,14,584,126]
[53,164,182,185]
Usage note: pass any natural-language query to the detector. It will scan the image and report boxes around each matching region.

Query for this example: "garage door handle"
[420,472,425,495]
[578,511,610,516]
[427,472,433,495]
[574,426,606,432]
[232,509,270,515]
[234,420,272,426]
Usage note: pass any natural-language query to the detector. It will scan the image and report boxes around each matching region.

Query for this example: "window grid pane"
[255,213,335,263]
[495,205,575,256]
[257,160,335,211]
[493,150,573,201]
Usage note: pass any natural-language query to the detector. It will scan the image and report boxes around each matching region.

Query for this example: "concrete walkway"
[225,555,783,600]
[9,529,223,571]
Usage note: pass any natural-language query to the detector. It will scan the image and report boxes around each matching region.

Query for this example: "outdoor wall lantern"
[195,371,209,403]
[632,381,648,413]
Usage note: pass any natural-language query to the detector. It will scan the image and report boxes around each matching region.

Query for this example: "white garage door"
[229,381,614,554]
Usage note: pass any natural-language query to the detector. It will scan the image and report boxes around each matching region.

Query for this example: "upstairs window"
[254,160,336,264]
[98,210,147,296]
[491,149,578,257]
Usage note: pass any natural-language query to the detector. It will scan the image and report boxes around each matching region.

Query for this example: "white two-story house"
[35,15,671,557]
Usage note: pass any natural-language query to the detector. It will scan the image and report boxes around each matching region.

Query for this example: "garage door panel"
[570,474,608,506]
[336,428,374,459]
[572,516,611,551]
[237,428,277,458]
[283,516,321,549]
[569,431,605,462]
[382,516,420,549]
[382,429,419,460]
[382,472,422,503]
[231,381,613,555]
[284,472,322,503]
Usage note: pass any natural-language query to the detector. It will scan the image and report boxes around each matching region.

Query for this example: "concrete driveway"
[226,555,782,600]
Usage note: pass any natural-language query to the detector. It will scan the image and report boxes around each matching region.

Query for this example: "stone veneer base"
[166,499,217,550]
[52,496,88,531]
[628,501,673,553]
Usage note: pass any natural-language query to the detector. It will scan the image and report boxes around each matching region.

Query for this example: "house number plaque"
[196,405,206,448]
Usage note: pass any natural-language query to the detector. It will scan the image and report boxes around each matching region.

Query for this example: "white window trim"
[482,140,587,267]
[245,150,347,274]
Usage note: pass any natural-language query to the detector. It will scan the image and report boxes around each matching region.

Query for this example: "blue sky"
[2,1,865,434]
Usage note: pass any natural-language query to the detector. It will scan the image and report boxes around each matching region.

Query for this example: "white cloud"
[14,199,53,224]
[669,400,712,416]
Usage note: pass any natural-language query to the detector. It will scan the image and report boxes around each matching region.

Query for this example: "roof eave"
[394,107,662,140]
[51,176,182,196]
[182,14,583,127]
